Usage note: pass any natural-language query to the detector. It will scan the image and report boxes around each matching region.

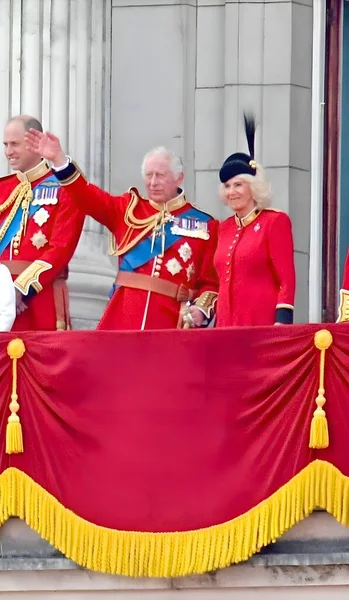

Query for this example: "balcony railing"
[0,323,348,578]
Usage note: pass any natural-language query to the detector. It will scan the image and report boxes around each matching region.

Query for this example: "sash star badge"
[31,230,48,249]
[33,207,50,227]
[178,242,192,263]
[166,258,182,276]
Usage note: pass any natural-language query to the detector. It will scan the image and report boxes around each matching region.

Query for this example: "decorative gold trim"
[58,171,81,186]
[309,330,333,449]
[234,208,260,228]
[14,260,52,296]
[5,339,26,454]
[116,189,186,258]
[0,460,348,577]
[193,291,218,319]
[149,189,186,213]
[337,289,349,323]
[108,232,118,256]
[55,161,87,187]
[16,160,51,183]
[0,183,33,246]
[276,304,294,310]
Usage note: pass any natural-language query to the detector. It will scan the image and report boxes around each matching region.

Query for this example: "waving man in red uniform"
[0,116,84,331]
[25,130,218,330]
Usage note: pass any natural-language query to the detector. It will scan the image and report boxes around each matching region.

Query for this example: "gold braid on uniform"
[111,190,166,257]
[0,182,33,246]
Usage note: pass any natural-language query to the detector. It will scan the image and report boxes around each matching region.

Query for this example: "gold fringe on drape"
[0,460,348,577]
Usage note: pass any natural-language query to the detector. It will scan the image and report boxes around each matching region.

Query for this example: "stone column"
[110,0,197,202]
[195,0,313,322]
[0,0,115,329]
[109,0,313,323]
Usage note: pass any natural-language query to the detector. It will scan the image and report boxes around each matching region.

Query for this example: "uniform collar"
[234,207,260,228]
[16,159,51,183]
[149,188,186,213]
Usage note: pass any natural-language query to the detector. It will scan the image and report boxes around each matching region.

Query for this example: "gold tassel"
[6,339,26,454]
[309,329,333,449]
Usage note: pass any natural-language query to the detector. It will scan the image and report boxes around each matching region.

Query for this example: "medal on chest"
[171,216,210,240]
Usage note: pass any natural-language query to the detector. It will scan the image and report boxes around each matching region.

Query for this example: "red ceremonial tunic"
[0,162,84,331]
[54,175,219,330]
[214,208,295,327]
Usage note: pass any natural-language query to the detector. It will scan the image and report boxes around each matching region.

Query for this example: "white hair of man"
[141,147,184,178]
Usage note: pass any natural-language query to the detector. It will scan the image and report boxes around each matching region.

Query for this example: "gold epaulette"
[193,291,218,319]
[108,189,136,256]
[127,186,141,196]
[337,289,349,323]
[108,188,143,257]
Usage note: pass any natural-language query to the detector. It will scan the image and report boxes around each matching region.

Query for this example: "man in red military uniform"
[0,116,84,331]
[25,129,218,330]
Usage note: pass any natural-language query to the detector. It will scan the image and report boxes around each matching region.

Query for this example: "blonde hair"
[219,163,272,209]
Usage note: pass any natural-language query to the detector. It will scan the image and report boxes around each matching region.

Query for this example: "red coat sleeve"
[53,170,129,233]
[267,212,296,323]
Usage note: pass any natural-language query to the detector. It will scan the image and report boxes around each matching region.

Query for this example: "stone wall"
[0,0,314,326]
[1,512,349,598]
[111,0,313,323]
[0,0,115,329]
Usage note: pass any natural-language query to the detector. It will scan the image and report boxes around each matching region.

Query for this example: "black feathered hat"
[219,114,257,183]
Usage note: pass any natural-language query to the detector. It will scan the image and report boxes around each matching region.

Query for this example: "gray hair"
[7,115,43,133]
[219,162,272,209]
[141,146,184,178]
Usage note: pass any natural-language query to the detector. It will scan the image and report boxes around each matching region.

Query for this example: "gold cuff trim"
[276,304,294,310]
[108,232,118,256]
[57,162,87,187]
[337,289,349,323]
[14,260,52,295]
[193,291,218,319]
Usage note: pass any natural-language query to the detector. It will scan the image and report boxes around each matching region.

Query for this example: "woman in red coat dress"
[214,115,296,327]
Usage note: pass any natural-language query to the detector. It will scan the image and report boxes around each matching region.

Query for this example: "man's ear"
[177,172,184,187]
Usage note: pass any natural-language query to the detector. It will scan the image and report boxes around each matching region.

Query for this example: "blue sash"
[0,175,59,255]
[109,207,211,297]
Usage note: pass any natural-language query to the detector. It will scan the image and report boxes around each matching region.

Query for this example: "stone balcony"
[1,511,349,599]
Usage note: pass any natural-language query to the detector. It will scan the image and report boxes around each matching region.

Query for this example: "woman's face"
[222,176,255,215]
